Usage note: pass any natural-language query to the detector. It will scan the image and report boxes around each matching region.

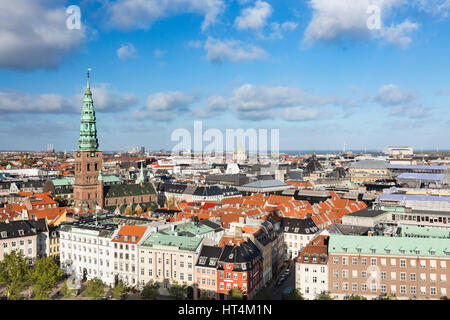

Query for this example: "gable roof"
[104,183,156,198]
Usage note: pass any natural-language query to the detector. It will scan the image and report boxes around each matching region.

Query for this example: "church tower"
[73,69,103,210]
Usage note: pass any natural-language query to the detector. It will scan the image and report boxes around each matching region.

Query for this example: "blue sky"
[0,0,450,152]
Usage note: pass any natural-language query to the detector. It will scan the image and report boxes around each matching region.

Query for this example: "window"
[400,259,406,268]
[371,258,377,266]
[381,272,386,280]
[390,272,396,280]
[430,287,437,296]
[410,286,416,295]
[381,285,387,293]
[352,257,357,266]
[352,283,358,291]
[342,270,348,278]
[342,257,348,265]
[400,272,406,281]
[333,257,339,265]
[361,284,367,292]
[361,258,367,266]
[333,270,339,278]
[333,282,339,290]
[410,273,416,281]
[400,285,406,294]
[361,271,367,279]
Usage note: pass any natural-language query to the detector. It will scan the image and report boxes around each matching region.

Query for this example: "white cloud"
[282,107,320,121]
[0,85,138,114]
[230,84,349,121]
[204,37,267,63]
[268,21,298,39]
[375,84,418,106]
[374,84,431,118]
[415,0,450,18]
[187,40,203,48]
[153,49,167,58]
[0,0,85,70]
[117,43,136,59]
[231,84,344,111]
[134,91,198,120]
[235,0,273,30]
[106,0,225,31]
[194,95,229,118]
[379,20,419,49]
[303,0,418,48]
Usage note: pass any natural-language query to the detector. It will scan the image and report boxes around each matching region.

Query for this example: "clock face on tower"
[91,152,95,157]
[77,152,80,157]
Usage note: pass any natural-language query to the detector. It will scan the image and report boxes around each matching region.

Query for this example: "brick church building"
[73,70,156,212]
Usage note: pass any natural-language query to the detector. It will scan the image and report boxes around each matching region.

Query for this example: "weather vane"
[87,67,91,79]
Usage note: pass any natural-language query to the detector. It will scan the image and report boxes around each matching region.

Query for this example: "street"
[267,261,295,300]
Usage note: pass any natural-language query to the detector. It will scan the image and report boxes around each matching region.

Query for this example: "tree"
[54,196,68,207]
[135,206,143,216]
[198,293,210,300]
[124,206,134,216]
[229,287,244,300]
[112,280,128,300]
[0,251,29,300]
[61,279,77,299]
[316,291,334,300]
[84,278,105,300]
[347,294,367,300]
[382,294,397,300]
[282,288,304,300]
[28,257,63,300]
[141,280,160,300]
[254,287,273,300]
[168,281,187,300]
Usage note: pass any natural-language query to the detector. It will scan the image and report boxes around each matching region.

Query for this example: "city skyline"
[1,0,450,151]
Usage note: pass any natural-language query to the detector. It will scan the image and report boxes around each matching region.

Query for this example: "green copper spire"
[137,162,145,184]
[77,68,99,152]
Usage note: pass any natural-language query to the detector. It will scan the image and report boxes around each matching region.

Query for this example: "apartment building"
[0,218,48,264]
[138,232,203,296]
[59,223,116,285]
[328,234,450,299]
[59,215,152,286]
[295,235,329,299]
[281,217,320,260]
[194,245,222,299]
[216,239,262,300]
[111,225,152,287]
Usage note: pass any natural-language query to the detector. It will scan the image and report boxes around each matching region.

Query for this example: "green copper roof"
[52,178,74,186]
[329,234,450,258]
[77,69,99,152]
[399,224,450,239]
[140,232,202,251]
[159,222,214,237]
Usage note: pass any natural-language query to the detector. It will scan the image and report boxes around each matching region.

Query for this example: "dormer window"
[18,230,24,236]
[1,231,7,238]
[303,254,309,262]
